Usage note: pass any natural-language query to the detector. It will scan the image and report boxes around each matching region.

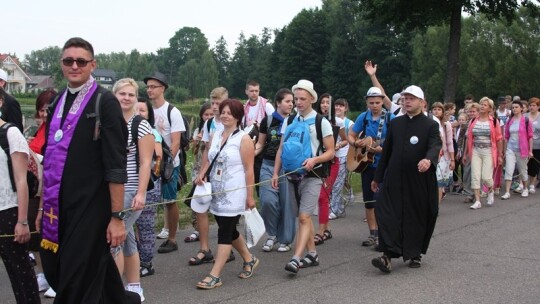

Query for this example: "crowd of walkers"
[0,36,538,303]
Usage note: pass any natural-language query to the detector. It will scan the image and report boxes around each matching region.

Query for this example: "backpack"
[166,104,190,151]
[0,123,41,198]
[282,113,328,177]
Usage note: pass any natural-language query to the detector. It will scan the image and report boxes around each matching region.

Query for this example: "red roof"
[0,54,21,65]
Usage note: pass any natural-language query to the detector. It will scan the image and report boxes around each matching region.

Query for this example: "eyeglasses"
[146,85,163,90]
[61,58,94,67]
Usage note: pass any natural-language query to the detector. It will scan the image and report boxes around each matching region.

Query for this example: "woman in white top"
[195,99,258,289]
[112,78,154,301]
[0,89,40,302]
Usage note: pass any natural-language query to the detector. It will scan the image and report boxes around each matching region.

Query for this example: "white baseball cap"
[401,85,425,100]
[365,87,385,98]
[392,93,402,104]
[0,69,7,82]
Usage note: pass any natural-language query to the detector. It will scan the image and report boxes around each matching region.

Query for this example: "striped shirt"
[126,115,153,191]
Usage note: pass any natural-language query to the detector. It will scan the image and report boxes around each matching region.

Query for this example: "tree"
[359,0,538,102]
[212,36,230,87]
[157,27,210,85]
[24,46,62,75]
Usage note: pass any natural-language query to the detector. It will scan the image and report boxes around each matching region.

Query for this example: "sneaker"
[362,235,377,247]
[157,240,178,253]
[262,238,275,252]
[470,201,482,209]
[501,192,511,200]
[126,284,145,302]
[36,273,50,292]
[328,212,338,220]
[44,287,56,298]
[277,244,291,252]
[156,228,169,239]
[486,191,495,206]
[140,262,155,277]
[409,256,422,268]
[529,185,536,194]
[513,185,523,194]
[521,189,529,197]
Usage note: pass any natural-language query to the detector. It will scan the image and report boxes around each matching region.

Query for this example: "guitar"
[346,133,379,173]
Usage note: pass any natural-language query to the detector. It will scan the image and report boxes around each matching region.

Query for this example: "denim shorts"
[162,166,180,202]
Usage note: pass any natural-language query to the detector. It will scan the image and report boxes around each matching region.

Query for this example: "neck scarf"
[243,96,267,127]
[41,77,97,253]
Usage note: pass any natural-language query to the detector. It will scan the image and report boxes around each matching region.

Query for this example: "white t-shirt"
[388,103,405,117]
[281,110,334,157]
[153,101,186,167]
[0,126,29,211]
[202,117,224,143]
[336,117,352,158]
[244,97,275,127]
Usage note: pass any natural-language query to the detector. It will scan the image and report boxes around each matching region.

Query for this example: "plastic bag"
[243,208,266,248]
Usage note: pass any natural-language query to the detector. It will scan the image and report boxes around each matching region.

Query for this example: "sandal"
[371,255,392,273]
[196,274,222,289]
[238,256,259,279]
[299,253,319,268]
[322,230,333,241]
[189,249,214,266]
[184,232,199,243]
[285,259,300,274]
[314,234,324,246]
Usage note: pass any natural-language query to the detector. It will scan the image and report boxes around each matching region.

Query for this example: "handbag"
[243,208,266,248]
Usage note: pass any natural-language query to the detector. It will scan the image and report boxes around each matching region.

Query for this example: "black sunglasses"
[61,58,93,67]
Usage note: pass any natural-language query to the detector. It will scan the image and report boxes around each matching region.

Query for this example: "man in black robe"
[371,85,441,273]
[38,37,140,303]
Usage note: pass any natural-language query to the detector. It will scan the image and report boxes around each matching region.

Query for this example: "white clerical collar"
[67,84,85,94]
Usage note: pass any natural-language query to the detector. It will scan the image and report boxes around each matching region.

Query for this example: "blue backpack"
[281,114,326,176]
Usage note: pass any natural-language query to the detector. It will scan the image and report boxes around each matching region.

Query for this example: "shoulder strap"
[287,115,295,126]
[266,114,273,129]
[315,114,324,156]
[393,107,401,115]
[0,123,16,191]
[206,117,214,133]
[362,112,368,134]
[93,93,103,141]
[131,115,144,173]
[167,104,173,127]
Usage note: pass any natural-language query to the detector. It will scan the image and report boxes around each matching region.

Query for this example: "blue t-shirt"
[352,111,395,168]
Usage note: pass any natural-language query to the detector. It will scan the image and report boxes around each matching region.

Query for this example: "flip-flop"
[184,232,199,243]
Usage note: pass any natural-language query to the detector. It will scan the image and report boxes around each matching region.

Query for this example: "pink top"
[504,116,533,158]
[441,121,454,158]
[466,116,503,168]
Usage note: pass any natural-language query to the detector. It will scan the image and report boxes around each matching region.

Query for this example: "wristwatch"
[111,211,126,220]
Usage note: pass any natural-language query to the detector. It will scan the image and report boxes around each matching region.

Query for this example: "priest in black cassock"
[371,85,441,273]
[38,38,140,303]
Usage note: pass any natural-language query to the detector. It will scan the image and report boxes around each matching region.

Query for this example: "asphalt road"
[2,190,539,304]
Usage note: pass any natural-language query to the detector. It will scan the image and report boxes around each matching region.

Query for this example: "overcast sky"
[2,0,322,59]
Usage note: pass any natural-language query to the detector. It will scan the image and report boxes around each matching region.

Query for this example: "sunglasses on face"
[61,57,93,67]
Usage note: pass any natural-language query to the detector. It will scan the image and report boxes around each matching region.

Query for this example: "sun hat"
[292,79,318,103]
[190,182,212,213]
[143,71,169,89]
[401,85,425,100]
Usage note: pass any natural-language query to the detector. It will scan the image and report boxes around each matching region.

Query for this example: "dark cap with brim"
[144,71,168,89]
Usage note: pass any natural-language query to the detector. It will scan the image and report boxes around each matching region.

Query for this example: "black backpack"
[0,123,40,198]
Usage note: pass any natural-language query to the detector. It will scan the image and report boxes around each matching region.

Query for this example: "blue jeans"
[259,159,296,244]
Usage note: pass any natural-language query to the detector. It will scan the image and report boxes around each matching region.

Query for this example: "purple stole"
[41,79,98,253]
